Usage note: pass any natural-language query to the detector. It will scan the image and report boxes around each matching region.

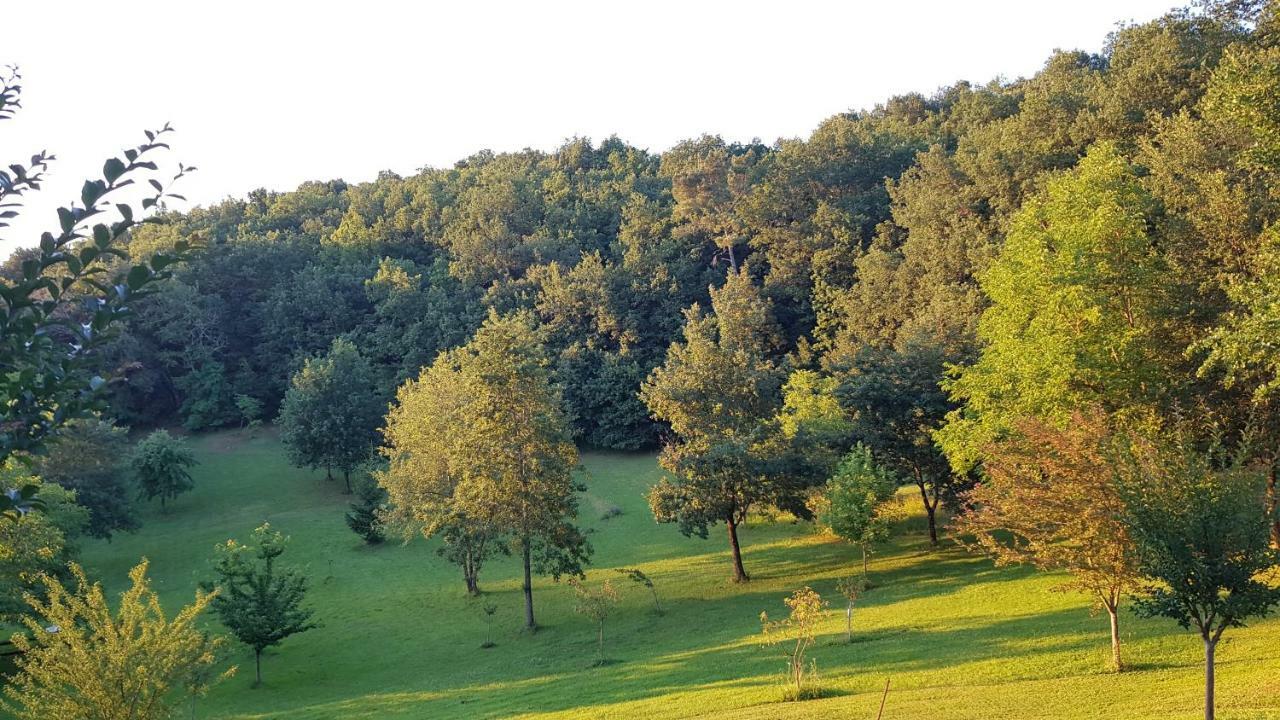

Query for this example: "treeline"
[41,4,1261,455]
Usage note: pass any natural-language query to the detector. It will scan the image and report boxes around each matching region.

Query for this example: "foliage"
[204,523,319,686]
[33,417,137,539]
[642,269,813,582]
[381,312,588,624]
[131,430,197,511]
[954,411,1143,670]
[1,560,230,720]
[825,445,898,575]
[234,393,264,428]
[834,575,868,643]
[570,576,620,664]
[615,567,662,614]
[345,478,387,545]
[278,338,383,492]
[1116,434,1280,720]
[760,586,827,701]
[0,476,87,619]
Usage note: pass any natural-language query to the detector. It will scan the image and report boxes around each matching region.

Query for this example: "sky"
[2,0,1180,257]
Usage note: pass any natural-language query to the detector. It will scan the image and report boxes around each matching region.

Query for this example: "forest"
[3,1,1280,719]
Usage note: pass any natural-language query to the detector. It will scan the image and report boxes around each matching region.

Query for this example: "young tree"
[345,478,387,545]
[279,338,383,493]
[234,394,263,429]
[34,417,138,539]
[570,577,620,665]
[131,430,197,511]
[825,445,898,576]
[205,524,319,686]
[834,576,868,643]
[616,567,662,615]
[954,412,1142,671]
[2,560,231,720]
[760,586,828,701]
[642,269,812,582]
[1117,438,1280,720]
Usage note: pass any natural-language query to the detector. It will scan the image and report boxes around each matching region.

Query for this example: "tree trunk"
[727,243,738,271]
[1107,602,1122,672]
[326,465,333,481]
[597,620,605,662]
[726,516,749,582]
[464,569,479,596]
[255,648,262,687]
[915,473,939,547]
[343,470,352,494]
[1268,464,1279,548]
[845,601,853,643]
[862,546,869,576]
[522,542,536,630]
[1204,634,1217,720]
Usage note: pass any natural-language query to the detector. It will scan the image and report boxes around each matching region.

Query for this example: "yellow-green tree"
[382,311,589,628]
[760,586,827,701]
[2,560,231,720]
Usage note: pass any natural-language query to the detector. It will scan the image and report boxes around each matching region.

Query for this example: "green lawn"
[72,429,1280,719]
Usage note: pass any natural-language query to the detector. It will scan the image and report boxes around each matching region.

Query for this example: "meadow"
[77,429,1280,720]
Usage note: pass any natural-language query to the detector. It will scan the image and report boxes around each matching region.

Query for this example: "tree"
[759,586,827,701]
[1116,436,1280,720]
[131,430,197,511]
[937,143,1181,474]
[0,69,196,517]
[234,394,263,429]
[954,411,1142,671]
[1,560,230,720]
[383,312,589,628]
[641,269,812,582]
[33,417,137,539]
[835,342,962,546]
[205,523,318,687]
[825,445,898,576]
[570,577,620,665]
[378,345,506,596]
[345,478,387,545]
[616,567,662,615]
[834,576,868,644]
[278,338,383,493]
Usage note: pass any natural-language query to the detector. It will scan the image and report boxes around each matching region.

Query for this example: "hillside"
[73,430,1280,720]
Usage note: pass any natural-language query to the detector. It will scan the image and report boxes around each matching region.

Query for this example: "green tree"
[835,342,961,546]
[382,312,589,627]
[759,586,827,701]
[1116,436,1280,720]
[937,143,1179,473]
[34,417,137,539]
[345,478,386,545]
[2,560,230,720]
[569,576,620,665]
[278,338,383,493]
[205,524,319,687]
[825,445,898,576]
[641,269,811,582]
[234,394,264,429]
[131,430,197,511]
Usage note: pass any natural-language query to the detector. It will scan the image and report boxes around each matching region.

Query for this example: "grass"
[67,428,1280,719]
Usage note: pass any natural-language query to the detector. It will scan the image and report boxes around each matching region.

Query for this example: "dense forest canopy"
[21,2,1273,459]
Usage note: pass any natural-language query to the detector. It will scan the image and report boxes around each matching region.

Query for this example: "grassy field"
[72,429,1280,720]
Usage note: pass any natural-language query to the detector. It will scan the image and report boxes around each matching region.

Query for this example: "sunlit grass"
[66,429,1280,719]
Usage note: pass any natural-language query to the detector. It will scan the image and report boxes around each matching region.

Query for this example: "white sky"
[3,0,1179,257]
